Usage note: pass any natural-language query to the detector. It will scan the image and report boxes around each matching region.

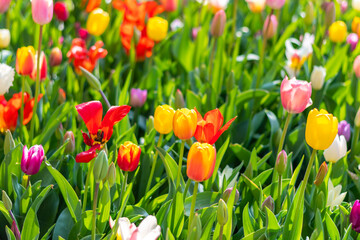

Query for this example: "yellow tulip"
[173,108,197,140]
[154,105,175,134]
[352,17,360,36]
[328,21,347,43]
[86,8,110,36]
[147,17,168,42]
[305,109,338,150]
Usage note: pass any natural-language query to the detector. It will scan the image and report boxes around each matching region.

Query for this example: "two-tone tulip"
[50,47,62,67]
[16,46,35,76]
[354,55,360,78]
[154,105,175,134]
[117,141,141,172]
[173,108,197,140]
[147,17,168,42]
[86,8,110,36]
[21,145,45,175]
[32,0,54,25]
[30,51,48,81]
[0,29,10,48]
[262,14,278,39]
[266,0,285,9]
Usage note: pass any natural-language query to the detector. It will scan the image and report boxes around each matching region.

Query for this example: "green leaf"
[97,182,111,233]
[118,70,132,105]
[184,192,221,216]
[241,228,266,240]
[167,191,184,238]
[236,90,269,109]
[5,226,16,240]
[243,203,255,236]
[341,224,352,240]
[265,207,281,240]
[325,212,340,240]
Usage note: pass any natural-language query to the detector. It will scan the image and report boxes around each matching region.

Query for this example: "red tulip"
[54,2,69,21]
[117,141,141,172]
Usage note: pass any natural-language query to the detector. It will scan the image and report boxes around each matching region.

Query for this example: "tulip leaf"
[325,212,340,240]
[199,206,217,240]
[184,191,221,216]
[118,70,132,106]
[241,228,266,240]
[167,191,184,238]
[5,226,16,240]
[242,203,255,236]
[0,201,12,224]
[265,207,281,239]
[236,89,269,109]
[97,182,111,233]
[341,224,352,240]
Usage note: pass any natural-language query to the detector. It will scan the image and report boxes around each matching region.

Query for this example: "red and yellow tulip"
[187,142,216,182]
[117,141,141,172]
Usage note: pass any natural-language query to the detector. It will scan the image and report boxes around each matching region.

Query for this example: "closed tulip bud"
[263,14,278,39]
[187,142,216,182]
[0,0,11,13]
[354,55,360,78]
[347,33,359,51]
[154,105,175,134]
[0,29,10,48]
[353,0,360,11]
[175,89,186,109]
[93,150,109,182]
[11,220,21,240]
[58,88,66,104]
[2,190,12,211]
[329,21,347,43]
[173,108,197,140]
[323,2,335,29]
[54,2,69,21]
[4,130,15,155]
[276,150,287,176]
[314,162,328,186]
[86,8,110,36]
[338,120,351,142]
[49,47,62,67]
[63,131,75,154]
[310,66,326,90]
[223,187,240,203]
[305,109,338,150]
[161,0,177,12]
[107,162,116,187]
[147,17,168,42]
[262,196,274,212]
[188,213,202,240]
[266,0,284,9]
[350,200,360,232]
[217,199,228,226]
[280,76,312,114]
[16,46,35,76]
[324,135,347,163]
[32,0,54,25]
[133,27,141,46]
[117,141,141,172]
[130,88,147,108]
[341,1,348,13]
[355,108,360,127]
[211,10,226,38]
[304,2,314,25]
[21,145,45,175]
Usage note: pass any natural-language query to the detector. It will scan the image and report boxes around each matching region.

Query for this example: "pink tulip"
[130,88,147,107]
[266,0,285,9]
[78,28,89,40]
[161,0,177,12]
[0,0,11,13]
[280,76,312,114]
[32,0,54,25]
[50,47,62,67]
[211,10,226,38]
[347,33,359,51]
[354,55,360,78]
[341,1,348,13]
[54,2,69,21]
[21,145,45,175]
[262,14,278,39]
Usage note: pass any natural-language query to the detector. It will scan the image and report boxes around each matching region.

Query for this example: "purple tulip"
[347,33,359,51]
[21,145,45,175]
[338,120,351,142]
[350,200,360,232]
[130,88,147,107]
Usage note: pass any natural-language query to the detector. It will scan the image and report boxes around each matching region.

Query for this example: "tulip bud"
[79,66,101,91]
[0,0,11,13]
[275,150,287,176]
[263,14,278,39]
[107,162,116,187]
[341,1,348,13]
[4,130,15,155]
[133,27,141,46]
[192,27,200,40]
[58,88,66,104]
[21,145,45,175]
[175,89,186,109]
[63,131,75,154]
[50,47,62,67]
[338,120,351,142]
[0,29,10,48]
[354,55,360,78]
[130,88,147,108]
[350,200,360,232]
[355,109,360,128]
[262,195,274,212]
[222,187,240,203]
[304,2,314,25]
[32,0,54,25]
[2,190,12,211]
[217,199,228,226]
[147,17,168,42]
[266,0,285,9]
[54,2,69,21]
[314,162,328,186]
[78,28,89,40]
[11,220,21,240]
[347,33,359,51]
[93,150,109,182]
[353,0,360,11]
[188,213,202,240]
[86,8,110,36]
[211,10,226,38]
[323,2,335,29]
[187,142,216,182]
[310,66,326,90]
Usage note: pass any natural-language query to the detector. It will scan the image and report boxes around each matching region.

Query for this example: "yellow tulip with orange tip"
[86,8,110,36]
[187,142,216,182]
[305,109,338,150]
[173,108,197,140]
[154,105,175,134]
[147,17,168,42]
[329,21,347,43]
[16,46,35,76]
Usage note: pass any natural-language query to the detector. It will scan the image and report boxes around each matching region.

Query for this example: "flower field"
[2,0,360,239]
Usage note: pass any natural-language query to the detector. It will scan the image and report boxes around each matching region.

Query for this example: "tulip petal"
[101,105,131,140]
[75,144,101,163]
[209,116,237,145]
[203,108,224,131]
[76,101,103,135]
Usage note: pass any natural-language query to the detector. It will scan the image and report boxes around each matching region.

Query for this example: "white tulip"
[326,179,347,210]
[310,66,326,90]
[0,64,14,95]
[323,134,347,163]
[0,29,10,48]
[353,0,360,11]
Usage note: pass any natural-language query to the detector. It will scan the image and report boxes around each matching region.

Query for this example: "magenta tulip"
[0,0,11,13]
[266,0,285,9]
[21,145,45,175]
[130,88,147,107]
[280,76,312,114]
[32,0,54,25]
[54,2,69,21]
[350,200,360,233]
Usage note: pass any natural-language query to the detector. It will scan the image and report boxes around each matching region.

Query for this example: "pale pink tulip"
[32,0,53,25]
[280,76,312,113]
[0,0,11,13]
[266,0,285,9]
[262,14,278,39]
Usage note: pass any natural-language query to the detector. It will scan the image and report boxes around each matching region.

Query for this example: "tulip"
[305,109,338,150]
[310,66,326,90]
[186,142,216,182]
[0,64,14,95]
[32,0,54,25]
[262,14,278,39]
[338,120,351,142]
[323,2,335,29]
[208,0,229,12]
[21,145,45,175]
[280,76,312,114]
[30,51,48,81]
[314,162,328,186]
[304,2,314,25]
[266,0,285,9]
[49,47,62,67]
[86,8,110,36]
[161,0,177,12]
[210,10,226,38]
[130,88,147,108]
[4,130,15,155]
[154,105,175,134]
[16,46,36,76]
[63,131,75,154]
[117,141,141,172]
[78,28,89,40]
[352,17,360,36]
[93,150,109,182]
[323,135,347,163]
[107,162,116,187]
[353,0,360,11]
[147,17,168,42]
[275,150,287,176]
[350,200,360,233]
[329,21,347,43]
[354,55,360,78]
[192,27,200,40]
[54,2,69,21]
[246,0,266,13]
[0,29,10,48]
[223,187,240,203]
[175,89,186,109]
[341,1,348,13]
[58,88,66,104]
[0,0,11,13]
[347,33,359,51]
[173,108,197,140]
[262,196,274,212]
[327,179,347,210]
[217,199,228,226]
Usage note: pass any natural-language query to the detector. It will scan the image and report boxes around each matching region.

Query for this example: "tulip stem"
[20,76,25,137]
[300,149,317,197]
[209,38,217,84]
[219,225,224,240]
[119,171,128,216]
[145,134,163,194]
[276,174,282,213]
[92,182,100,240]
[351,126,360,168]
[228,0,238,55]
[188,181,199,232]
[277,113,292,155]
[183,179,191,201]
[82,160,95,212]
[29,25,43,145]
[176,140,185,191]
[99,89,111,109]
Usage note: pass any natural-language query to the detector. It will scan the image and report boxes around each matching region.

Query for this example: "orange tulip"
[16,46,35,76]
[187,142,216,182]
[173,108,197,140]
[117,141,141,172]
